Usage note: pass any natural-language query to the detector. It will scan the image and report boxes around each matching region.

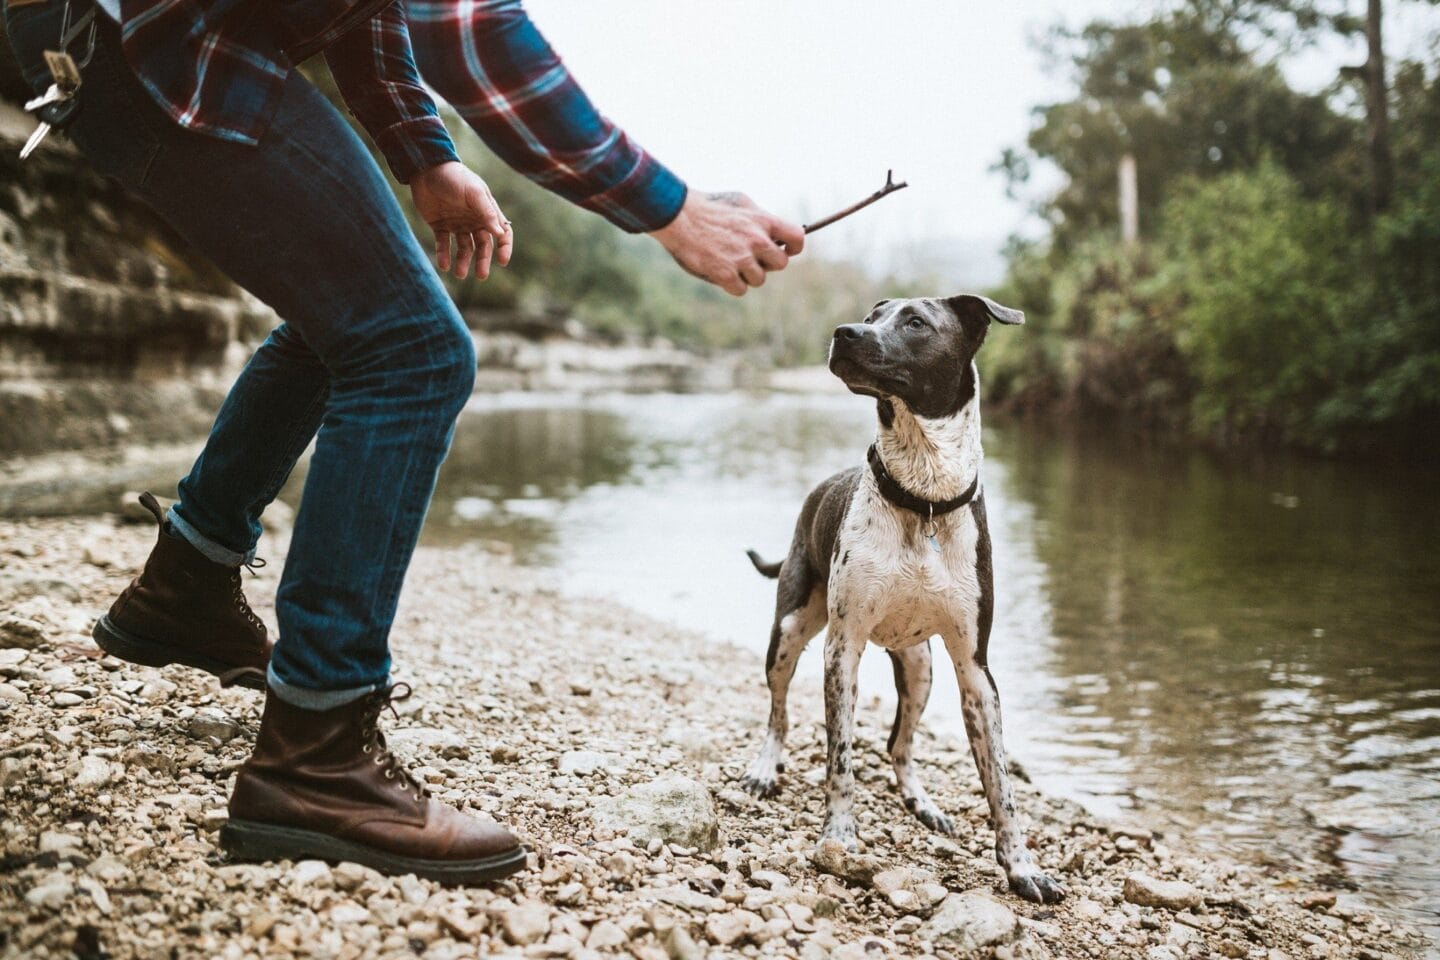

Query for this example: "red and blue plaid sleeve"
[405,0,687,233]
[324,2,460,183]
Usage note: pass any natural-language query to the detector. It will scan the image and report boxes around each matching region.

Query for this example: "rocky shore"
[0,516,1425,959]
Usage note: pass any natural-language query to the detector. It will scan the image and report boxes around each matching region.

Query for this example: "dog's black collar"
[867,444,979,521]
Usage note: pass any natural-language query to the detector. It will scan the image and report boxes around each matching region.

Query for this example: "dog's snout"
[834,324,869,341]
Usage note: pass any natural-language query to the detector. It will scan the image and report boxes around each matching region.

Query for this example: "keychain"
[19,1,96,160]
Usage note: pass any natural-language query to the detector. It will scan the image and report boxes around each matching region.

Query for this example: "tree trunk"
[1118,153,1139,246]
[1363,0,1393,215]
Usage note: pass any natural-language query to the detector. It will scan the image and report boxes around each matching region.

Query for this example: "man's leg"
[6,7,463,697]
[5,4,523,881]
[169,322,332,566]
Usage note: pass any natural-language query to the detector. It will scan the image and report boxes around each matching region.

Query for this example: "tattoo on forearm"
[707,191,745,206]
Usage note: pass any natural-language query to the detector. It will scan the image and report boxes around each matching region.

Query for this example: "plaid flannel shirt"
[110,0,685,229]
[405,0,687,233]
[114,0,458,182]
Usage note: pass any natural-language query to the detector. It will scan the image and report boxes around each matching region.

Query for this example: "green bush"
[1159,160,1360,446]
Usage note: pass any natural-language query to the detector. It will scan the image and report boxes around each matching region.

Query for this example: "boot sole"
[220,818,528,884]
[92,615,266,691]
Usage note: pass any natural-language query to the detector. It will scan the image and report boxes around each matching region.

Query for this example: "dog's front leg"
[820,622,866,850]
[948,646,1065,904]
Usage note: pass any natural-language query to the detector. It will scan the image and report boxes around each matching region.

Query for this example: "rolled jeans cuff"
[266,664,389,710]
[166,506,256,567]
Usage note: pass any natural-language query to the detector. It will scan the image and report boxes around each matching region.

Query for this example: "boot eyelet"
[362,745,371,754]
[384,769,394,779]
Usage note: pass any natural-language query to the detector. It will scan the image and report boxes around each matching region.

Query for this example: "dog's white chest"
[832,492,980,651]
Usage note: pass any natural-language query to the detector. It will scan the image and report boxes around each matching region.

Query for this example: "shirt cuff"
[375,115,461,184]
[587,154,688,234]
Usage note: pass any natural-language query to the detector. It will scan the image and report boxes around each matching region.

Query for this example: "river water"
[424,391,1439,947]
[7,388,1437,946]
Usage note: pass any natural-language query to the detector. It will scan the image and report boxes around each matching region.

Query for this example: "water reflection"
[994,425,1440,935]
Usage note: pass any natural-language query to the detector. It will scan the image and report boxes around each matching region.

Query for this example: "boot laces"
[360,683,427,803]
[230,558,266,630]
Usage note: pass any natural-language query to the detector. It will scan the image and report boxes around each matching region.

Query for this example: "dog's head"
[827,295,1023,419]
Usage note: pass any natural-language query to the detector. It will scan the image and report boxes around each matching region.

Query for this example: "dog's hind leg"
[886,641,955,835]
[741,571,826,798]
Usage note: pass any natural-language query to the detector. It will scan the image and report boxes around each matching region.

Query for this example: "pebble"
[592,775,719,851]
[557,749,613,776]
[185,709,241,742]
[704,910,754,946]
[71,753,122,790]
[38,830,83,856]
[587,920,627,950]
[812,837,884,883]
[918,891,1022,955]
[288,860,333,887]
[1124,872,1204,910]
[24,873,74,910]
[501,902,551,945]
[0,616,46,649]
[872,865,948,912]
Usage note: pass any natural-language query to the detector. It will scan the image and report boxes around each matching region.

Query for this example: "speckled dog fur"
[743,295,1065,905]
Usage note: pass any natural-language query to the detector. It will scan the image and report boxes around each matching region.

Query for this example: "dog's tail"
[746,549,782,579]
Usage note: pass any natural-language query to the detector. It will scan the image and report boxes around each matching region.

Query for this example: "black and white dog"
[742,295,1064,904]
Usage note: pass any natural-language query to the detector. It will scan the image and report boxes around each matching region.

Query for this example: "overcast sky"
[523,0,1439,285]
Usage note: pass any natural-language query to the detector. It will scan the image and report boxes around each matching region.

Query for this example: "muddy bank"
[0,517,1426,959]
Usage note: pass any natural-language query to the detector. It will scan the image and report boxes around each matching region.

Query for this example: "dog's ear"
[945,294,1024,326]
[869,299,893,313]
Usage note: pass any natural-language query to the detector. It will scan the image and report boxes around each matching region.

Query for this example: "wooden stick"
[803,169,909,235]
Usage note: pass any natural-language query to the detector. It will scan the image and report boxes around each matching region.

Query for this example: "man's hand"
[650,191,804,296]
[411,162,514,280]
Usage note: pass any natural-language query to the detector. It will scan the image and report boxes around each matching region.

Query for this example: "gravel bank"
[0,516,1426,959]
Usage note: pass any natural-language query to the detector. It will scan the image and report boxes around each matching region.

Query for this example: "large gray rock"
[0,616,45,650]
[1123,872,1203,911]
[918,891,1021,956]
[592,775,719,851]
[186,708,240,743]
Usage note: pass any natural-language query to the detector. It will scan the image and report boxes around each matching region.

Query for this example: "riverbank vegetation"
[986,0,1440,456]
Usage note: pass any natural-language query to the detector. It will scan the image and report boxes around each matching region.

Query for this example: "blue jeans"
[6,4,476,707]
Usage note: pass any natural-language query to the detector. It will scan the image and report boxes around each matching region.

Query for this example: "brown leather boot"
[92,492,271,690]
[221,684,526,884]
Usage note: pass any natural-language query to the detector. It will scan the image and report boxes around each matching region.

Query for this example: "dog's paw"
[819,816,859,852]
[739,774,780,799]
[903,795,956,836]
[1007,865,1066,904]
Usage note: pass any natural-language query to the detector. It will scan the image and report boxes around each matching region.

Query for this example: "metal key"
[24,82,67,113]
[19,85,78,160]
[19,119,53,160]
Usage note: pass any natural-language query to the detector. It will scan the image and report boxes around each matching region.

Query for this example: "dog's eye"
[906,316,927,331]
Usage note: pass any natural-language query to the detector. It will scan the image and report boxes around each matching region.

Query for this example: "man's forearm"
[405,0,686,233]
